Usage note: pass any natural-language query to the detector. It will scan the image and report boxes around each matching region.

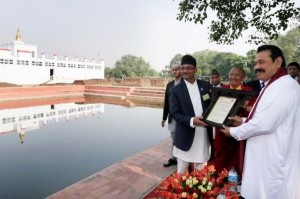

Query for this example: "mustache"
[255,69,265,74]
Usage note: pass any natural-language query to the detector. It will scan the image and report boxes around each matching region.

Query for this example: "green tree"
[169,51,254,80]
[269,28,300,63]
[163,54,183,78]
[104,67,112,78]
[245,49,257,80]
[176,0,300,45]
[193,50,219,76]
[210,52,249,80]
[112,54,157,78]
[169,54,183,69]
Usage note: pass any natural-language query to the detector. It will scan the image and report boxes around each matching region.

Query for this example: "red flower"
[158,165,240,199]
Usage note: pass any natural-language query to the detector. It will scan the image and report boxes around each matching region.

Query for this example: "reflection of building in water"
[0,103,105,140]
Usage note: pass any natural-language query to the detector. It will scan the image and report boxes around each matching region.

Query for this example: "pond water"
[0,101,168,199]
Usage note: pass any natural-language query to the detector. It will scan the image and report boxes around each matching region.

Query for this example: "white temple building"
[0,30,105,85]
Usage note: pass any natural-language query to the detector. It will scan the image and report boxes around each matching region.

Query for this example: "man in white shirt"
[171,55,213,174]
[221,45,300,199]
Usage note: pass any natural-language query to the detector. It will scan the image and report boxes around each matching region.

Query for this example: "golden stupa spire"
[15,29,22,41]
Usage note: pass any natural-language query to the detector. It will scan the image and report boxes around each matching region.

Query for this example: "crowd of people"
[161,45,300,198]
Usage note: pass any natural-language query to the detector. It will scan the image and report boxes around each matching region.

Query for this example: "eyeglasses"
[180,66,195,71]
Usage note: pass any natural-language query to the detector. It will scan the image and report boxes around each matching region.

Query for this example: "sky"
[1,0,260,71]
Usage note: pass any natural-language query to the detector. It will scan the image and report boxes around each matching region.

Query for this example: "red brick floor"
[46,138,176,199]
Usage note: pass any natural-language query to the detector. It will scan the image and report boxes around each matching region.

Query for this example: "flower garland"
[157,165,240,199]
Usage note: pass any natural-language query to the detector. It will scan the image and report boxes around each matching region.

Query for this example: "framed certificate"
[202,87,257,128]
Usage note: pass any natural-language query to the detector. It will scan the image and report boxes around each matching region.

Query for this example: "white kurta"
[230,75,300,199]
[173,80,210,163]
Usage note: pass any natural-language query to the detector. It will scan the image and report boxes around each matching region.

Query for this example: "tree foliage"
[169,54,183,69]
[160,54,183,78]
[169,50,254,80]
[176,0,300,45]
[105,54,158,78]
[193,50,219,76]
[245,49,257,79]
[269,28,300,63]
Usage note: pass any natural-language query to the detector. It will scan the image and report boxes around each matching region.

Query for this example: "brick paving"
[46,138,176,199]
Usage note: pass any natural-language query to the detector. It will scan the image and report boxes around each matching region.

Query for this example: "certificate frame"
[202,87,257,128]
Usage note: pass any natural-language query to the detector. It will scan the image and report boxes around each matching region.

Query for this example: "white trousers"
[177,158,204,174]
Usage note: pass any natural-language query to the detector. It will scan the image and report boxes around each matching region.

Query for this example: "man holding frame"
[221,45,300,198]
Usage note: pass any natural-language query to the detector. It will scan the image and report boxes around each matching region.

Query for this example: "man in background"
[245,78,262,95]
[209,69,223,140]
[209,66,255,179]
[161,61,182,167]
[287,61,300,82]
[210,69,223,87]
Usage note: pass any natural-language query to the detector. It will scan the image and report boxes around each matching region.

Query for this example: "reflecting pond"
[0,101,168,199]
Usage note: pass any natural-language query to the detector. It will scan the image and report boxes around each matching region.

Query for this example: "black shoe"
[163,159,177,167]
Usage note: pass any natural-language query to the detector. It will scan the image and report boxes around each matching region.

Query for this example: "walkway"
[46,138,176,199]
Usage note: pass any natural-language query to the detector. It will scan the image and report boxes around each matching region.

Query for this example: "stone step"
[84,95,135,107]
[129,92,164,98]
[85,85,132,92]
[85,89,129,96]
[134,87,165,92]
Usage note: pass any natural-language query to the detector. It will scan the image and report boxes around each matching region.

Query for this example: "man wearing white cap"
[161,61,182,167]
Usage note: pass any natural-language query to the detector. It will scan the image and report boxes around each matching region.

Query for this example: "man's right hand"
[193,116,208,126]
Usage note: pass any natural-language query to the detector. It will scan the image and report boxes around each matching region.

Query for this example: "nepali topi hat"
[181,55,196,67]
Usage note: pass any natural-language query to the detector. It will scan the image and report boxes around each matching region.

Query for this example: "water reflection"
[1,102,104,144]
[0,99,167,199]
